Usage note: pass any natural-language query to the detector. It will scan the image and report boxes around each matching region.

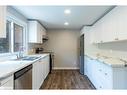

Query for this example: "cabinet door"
[86,57,94,81]
[37,22,42,43]
[39,59,45,85]
[0,75,13,90]
[84,56,87,75]
[28,21,38,43]
[32,61,40,89]
[43,56,50,79]
[101,63,113,89]
[94,61,113,89]
[93,21,104,44]
[90,60,100,89]
[28,21,46,43]
[115,7,127,41]
[0,6,6,38]
[42,27,46,36]
[93,24,100,43]
[102,14,114,42]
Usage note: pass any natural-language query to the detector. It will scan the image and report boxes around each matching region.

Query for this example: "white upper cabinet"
[100,7,117,42]
[114,7,127,41]
[91,6,127,43]
[28,20,46,43]
[93,20,104,43]
[0,6,6,38]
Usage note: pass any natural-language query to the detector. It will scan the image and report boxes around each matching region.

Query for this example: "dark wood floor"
[40,70,95,89]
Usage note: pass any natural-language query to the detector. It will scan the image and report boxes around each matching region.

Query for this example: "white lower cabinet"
[85,55,127,89]
[43,56,50,79]
[0,75,14,90]
[32,61,40,89]
[32,55,50,89]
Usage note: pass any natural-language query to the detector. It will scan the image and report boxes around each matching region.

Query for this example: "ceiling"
[12,6,114,30]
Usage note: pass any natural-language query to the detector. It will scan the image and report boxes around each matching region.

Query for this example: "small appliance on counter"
[35,48,43,53]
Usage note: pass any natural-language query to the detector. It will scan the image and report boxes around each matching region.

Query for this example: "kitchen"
[1,5,127,90]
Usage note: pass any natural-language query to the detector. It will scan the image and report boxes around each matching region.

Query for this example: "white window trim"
[0,15,27,57]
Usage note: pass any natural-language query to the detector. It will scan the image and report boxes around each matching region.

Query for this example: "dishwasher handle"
[14,64,32,80]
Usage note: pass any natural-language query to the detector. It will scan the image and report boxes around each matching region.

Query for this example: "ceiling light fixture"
[64,9,71,14]
[64,22,69,26]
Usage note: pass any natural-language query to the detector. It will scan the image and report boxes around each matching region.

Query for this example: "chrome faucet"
[16,46,25,59]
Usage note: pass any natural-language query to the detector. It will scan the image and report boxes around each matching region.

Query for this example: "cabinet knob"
[105,73,108,75]
[100,40,103,43]
[115,38,119,40]
[99,86,102,88]
[99,69,102,72]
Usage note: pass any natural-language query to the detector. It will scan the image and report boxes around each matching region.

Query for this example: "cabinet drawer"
[94,60,113,89]
[96,61,112,77]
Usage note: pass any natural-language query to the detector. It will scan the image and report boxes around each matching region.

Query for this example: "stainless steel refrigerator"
[79,34,84,75]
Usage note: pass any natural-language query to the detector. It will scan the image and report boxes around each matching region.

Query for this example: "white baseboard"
[53,67,79,70]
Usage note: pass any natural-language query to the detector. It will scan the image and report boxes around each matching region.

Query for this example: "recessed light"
[64,9,71,14]
[64,22,69,26]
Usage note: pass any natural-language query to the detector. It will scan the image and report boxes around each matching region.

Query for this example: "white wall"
[43,29,80,69]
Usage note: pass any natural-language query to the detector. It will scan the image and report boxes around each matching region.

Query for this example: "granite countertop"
[85,53,126,68]
[0,54,49,80]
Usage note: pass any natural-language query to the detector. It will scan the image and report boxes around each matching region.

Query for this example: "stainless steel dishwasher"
[14,64,32,89]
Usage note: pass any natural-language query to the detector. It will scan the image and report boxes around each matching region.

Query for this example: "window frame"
[0,16,27,56]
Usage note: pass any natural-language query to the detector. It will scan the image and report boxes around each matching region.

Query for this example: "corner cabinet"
[0,6,6,38]
[28,20,46,43]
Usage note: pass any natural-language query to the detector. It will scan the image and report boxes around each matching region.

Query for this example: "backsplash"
[27,43,44,54]
[97,41,127,60]
[84,31,127,60]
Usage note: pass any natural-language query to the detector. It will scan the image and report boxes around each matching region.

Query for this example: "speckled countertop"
[0,54,49,80]
[85,53,126,68]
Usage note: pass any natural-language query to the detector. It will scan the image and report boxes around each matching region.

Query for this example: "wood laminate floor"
[40,70,95,89]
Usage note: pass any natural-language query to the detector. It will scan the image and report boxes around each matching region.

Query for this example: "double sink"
[21,56,40,61]
[13,56,41,61]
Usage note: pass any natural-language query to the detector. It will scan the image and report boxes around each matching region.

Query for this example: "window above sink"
[0,8,27,57]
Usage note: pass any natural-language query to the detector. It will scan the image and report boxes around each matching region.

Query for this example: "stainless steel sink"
[21,56,40,61]
[12,56,40,61]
